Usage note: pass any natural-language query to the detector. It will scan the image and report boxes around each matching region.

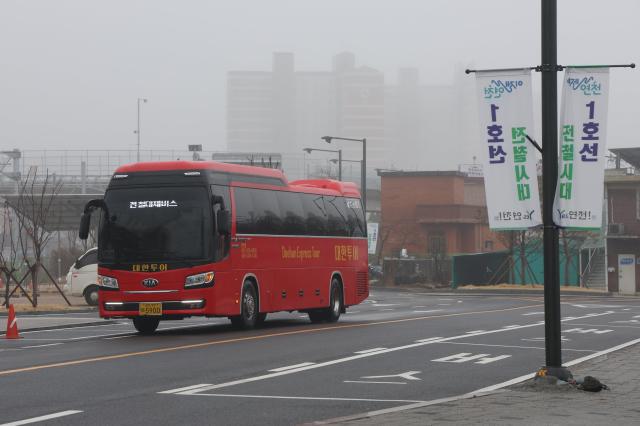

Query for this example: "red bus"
[79,160,368,334]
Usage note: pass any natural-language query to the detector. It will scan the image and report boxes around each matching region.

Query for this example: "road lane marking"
[321,336,640,426]
[164,311,611,395]
[354,348,387,354]
[414,337,443,343]
[432,353,490,363]
[190,393,425,403]
[20,343,63,349]
[412,310,443,314]
[269,362,316,372]
[0,410,82,426]
[344,380,406,385]
[522,312,544,316]
[0,303,548,377]
[564,328,613,334]
[441,341,596,353]
[159,384,213,394]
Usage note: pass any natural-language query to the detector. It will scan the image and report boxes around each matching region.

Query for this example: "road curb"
[371,286,613,297]
[0,308,97,317]
[0,320,117,335]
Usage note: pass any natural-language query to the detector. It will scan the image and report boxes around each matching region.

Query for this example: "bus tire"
[256,312,267,326]
[230,281,258,329]
[83,285,99,306]
[308,279,343,323]
[326,279,343,323]
[132,317,160,334]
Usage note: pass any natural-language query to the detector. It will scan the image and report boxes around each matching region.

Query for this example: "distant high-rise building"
[226,52,385,184]
[226,54,477,187]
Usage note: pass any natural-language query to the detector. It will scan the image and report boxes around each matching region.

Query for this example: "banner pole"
[540,0,571,380]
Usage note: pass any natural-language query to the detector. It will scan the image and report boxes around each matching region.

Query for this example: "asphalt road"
[1,289,639,425]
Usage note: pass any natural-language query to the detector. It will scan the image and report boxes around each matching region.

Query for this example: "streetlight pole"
[321,136,366,211]
[303,147,342,181]
[135,98,148,162]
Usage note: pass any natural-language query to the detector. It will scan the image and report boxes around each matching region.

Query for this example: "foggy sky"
[2,0,639,169]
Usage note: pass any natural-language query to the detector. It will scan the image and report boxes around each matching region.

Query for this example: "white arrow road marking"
[0,410,82,426]
[361,371,421,381]
[158,311,613,395]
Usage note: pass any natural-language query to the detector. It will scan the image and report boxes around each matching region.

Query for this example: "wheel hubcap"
[332,289,340,315]
[244,293,255,319]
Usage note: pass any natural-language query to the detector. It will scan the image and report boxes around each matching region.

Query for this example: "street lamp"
[134,98,148,162]
[321,136,366,210]
[302,147,342,181]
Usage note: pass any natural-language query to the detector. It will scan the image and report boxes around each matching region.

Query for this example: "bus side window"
[301,193,327,236]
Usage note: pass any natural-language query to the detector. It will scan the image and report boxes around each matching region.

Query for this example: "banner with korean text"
[476,69,542,230]
[367,222,379,255]
[553,67,610,229]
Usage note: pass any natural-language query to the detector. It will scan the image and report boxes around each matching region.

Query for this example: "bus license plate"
[139,303,162,316]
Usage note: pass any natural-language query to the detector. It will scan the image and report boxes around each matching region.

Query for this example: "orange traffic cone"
[5,304,20,339]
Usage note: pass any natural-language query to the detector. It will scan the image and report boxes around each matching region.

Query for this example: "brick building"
[605,148,640,294]
[377,170,505,259]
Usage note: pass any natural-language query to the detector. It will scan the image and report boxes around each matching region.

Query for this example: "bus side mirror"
[79,198,107,240]
[79,212,91,240]
[217,210,230,235]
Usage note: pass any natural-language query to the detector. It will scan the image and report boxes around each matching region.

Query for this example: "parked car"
[64,247,98,306]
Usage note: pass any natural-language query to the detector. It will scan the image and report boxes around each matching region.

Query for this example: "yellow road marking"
[0,303,542,377]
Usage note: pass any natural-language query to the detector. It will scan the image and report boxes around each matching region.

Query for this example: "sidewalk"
[326,342,640,425]
[0,292,103,334]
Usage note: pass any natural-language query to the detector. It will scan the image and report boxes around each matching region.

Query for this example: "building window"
[484,240,494,251]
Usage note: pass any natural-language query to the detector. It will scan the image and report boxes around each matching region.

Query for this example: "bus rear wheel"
[230,281,258,329]
[132,317,160,334]
[308,279,343,323]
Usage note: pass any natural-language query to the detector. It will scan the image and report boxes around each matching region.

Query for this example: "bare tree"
[1,201,33,306]
[13,169,69,307]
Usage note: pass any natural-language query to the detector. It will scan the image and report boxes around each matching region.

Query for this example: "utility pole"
[135,98,148,162]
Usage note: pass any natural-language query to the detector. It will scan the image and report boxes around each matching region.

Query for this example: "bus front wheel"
[230,281,258,329]
[132,317,160,334]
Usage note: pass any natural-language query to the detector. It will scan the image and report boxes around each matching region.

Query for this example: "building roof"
[610,147,640,169]
[377,170,467,178]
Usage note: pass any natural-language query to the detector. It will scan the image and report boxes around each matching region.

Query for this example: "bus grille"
[356,271,368,297]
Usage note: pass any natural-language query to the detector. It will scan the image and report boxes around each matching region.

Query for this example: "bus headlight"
[184,272,215,289]
[97,275,119,290]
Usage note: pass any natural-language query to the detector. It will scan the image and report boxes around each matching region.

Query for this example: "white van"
[64,248,99,306]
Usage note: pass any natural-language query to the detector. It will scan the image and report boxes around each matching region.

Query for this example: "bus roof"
[289,179,361,198]
[114,160,287,181]
[112,161,361,198]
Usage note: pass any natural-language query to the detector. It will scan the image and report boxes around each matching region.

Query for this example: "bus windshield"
[99,186,213,263]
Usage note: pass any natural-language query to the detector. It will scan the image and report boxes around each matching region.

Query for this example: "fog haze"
[2,0,638,171]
